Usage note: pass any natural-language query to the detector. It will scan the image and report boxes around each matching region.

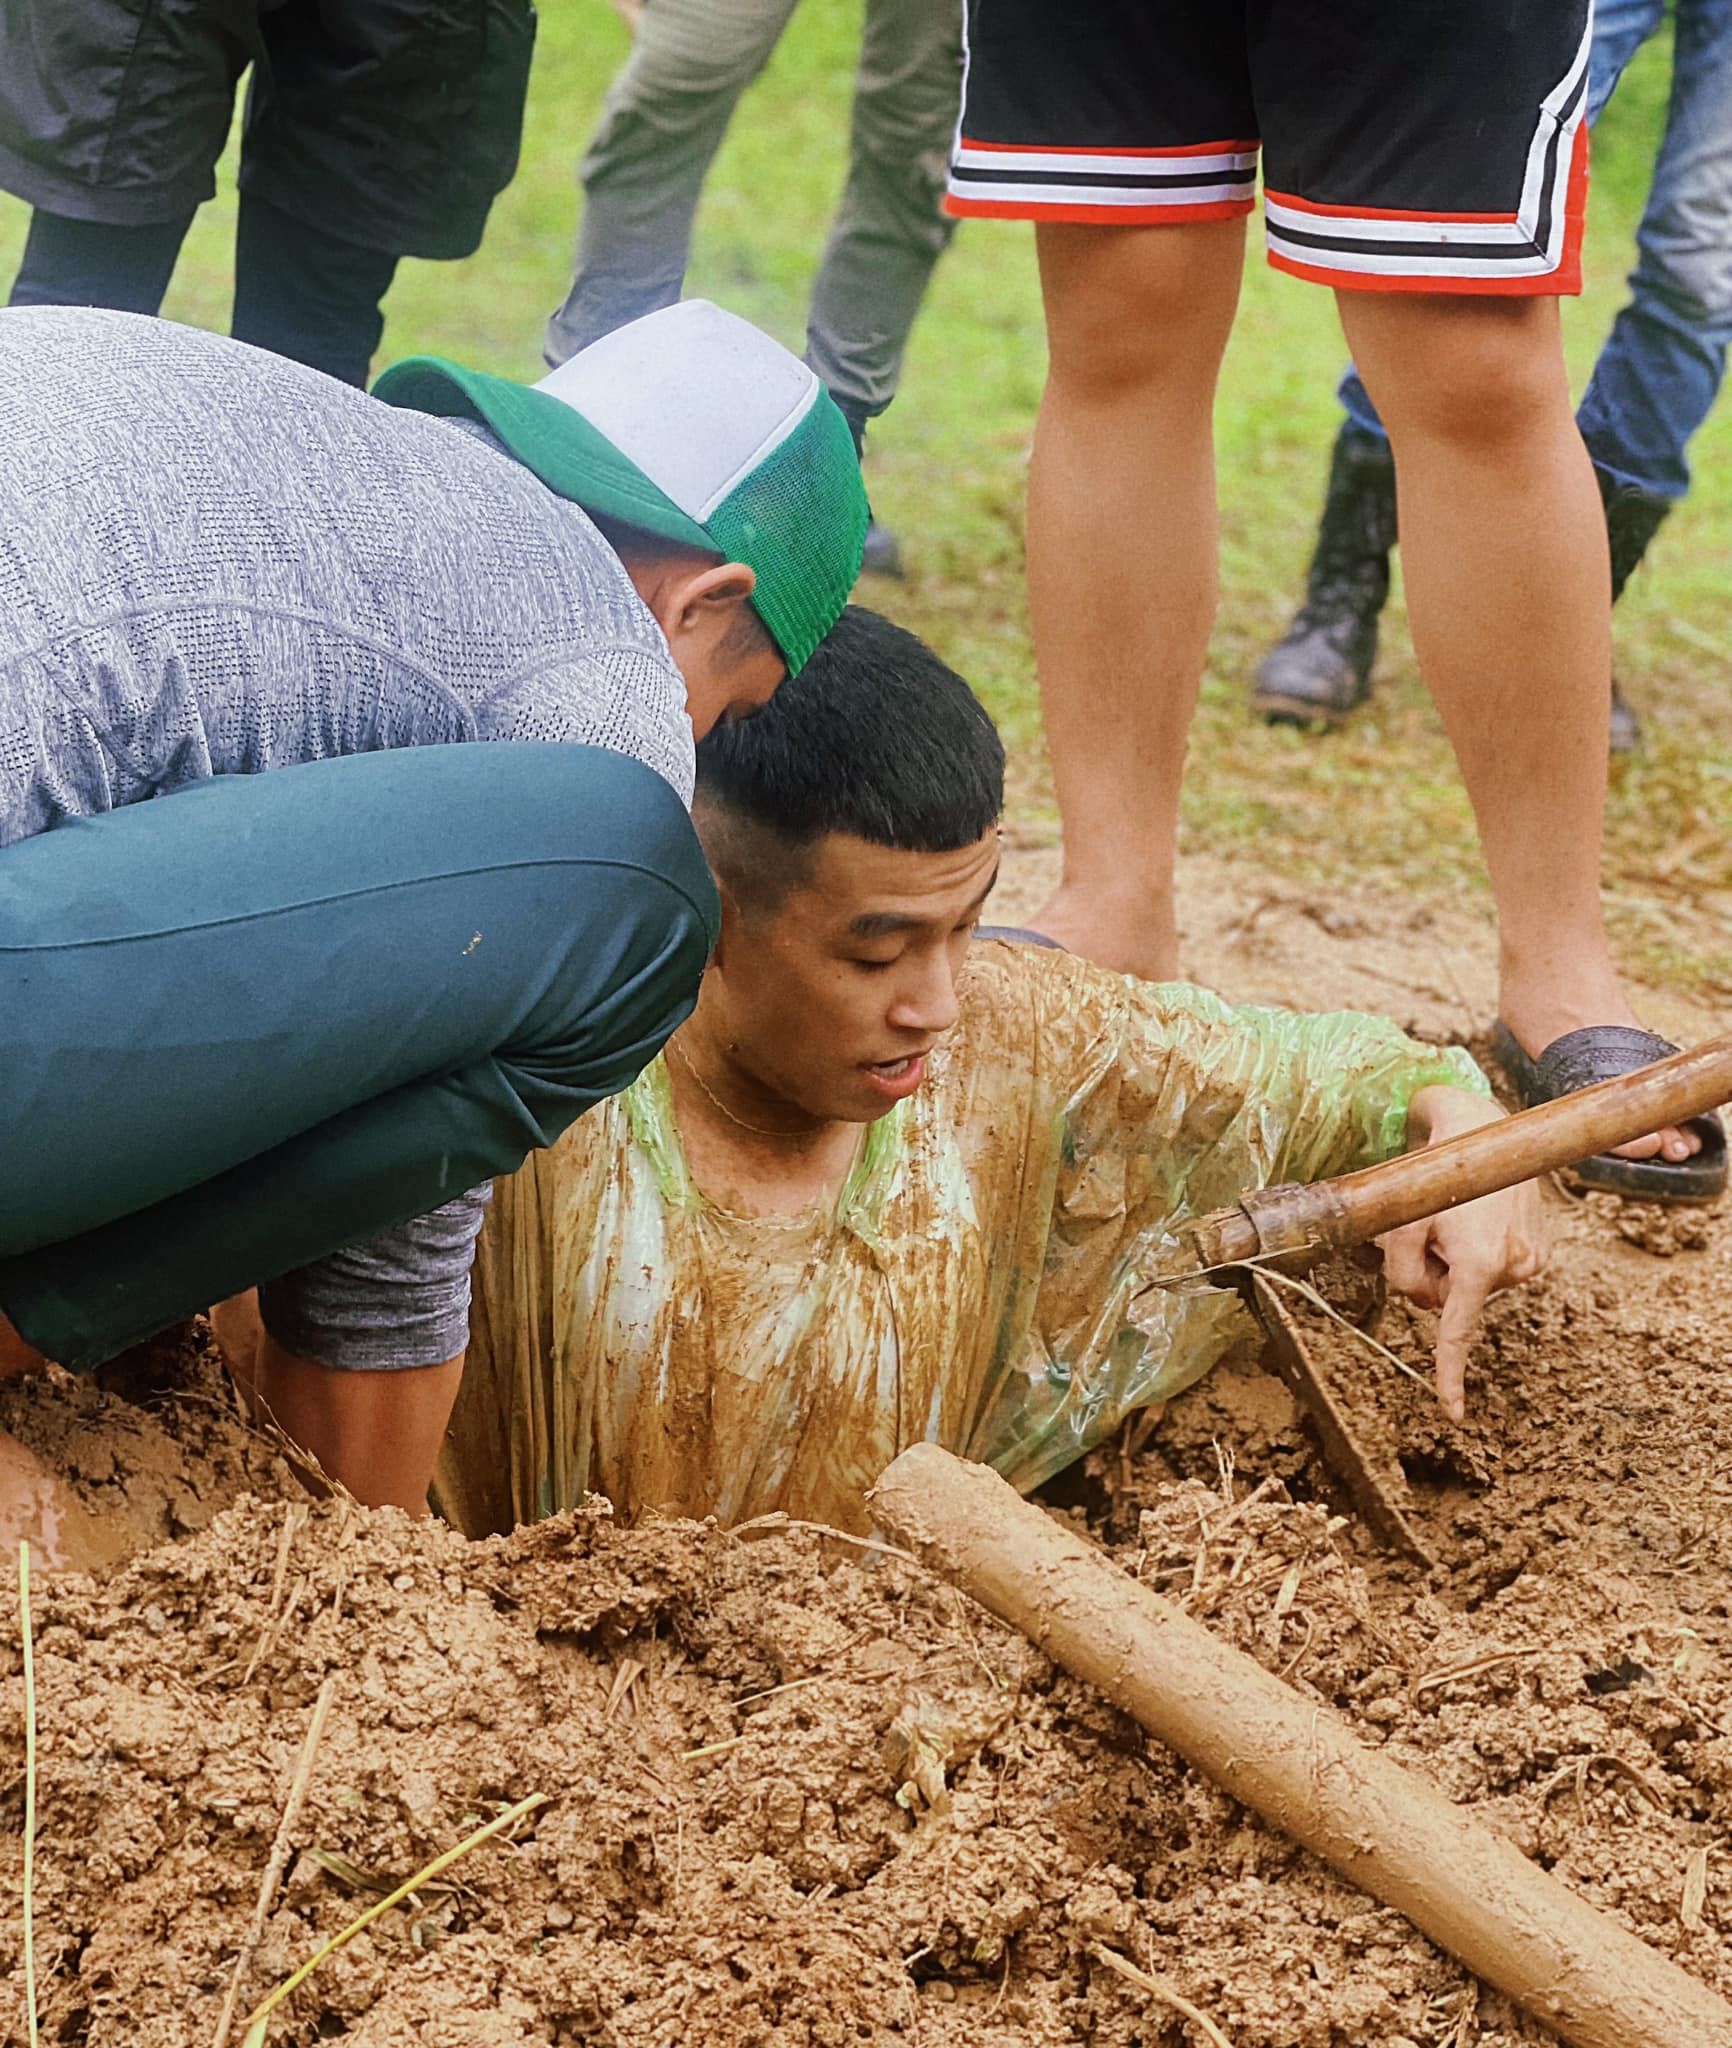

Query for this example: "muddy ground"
[0,850,1726,2048]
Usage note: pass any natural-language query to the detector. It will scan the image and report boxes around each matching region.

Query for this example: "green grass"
[2,1,1726,993]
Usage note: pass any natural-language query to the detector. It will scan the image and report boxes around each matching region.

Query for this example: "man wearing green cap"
[0,298,867,1531]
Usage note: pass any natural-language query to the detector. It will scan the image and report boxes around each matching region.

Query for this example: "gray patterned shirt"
[0,307,698,1369]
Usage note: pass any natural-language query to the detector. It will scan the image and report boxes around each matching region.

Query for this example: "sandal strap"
[1495,1021,1728,1199]
[1530,1025,1681,1101]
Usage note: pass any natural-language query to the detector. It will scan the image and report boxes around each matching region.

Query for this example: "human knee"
[1634,227,1732,331]
[600,13,780,130]
[490,751,717,1054]
[851,57,963,166]
[849,102,953,192]
[1356,299,1570,451]
[484,744,716,912]
[1039,223,1240,402]
[503,881,711,1129]
[584,82,727,178]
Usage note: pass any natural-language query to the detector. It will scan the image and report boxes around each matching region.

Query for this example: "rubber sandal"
[974,925,1065,949]
[1490,1021,1728,1203]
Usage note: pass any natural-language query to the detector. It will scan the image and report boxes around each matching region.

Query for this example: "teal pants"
[0,743,718,1368]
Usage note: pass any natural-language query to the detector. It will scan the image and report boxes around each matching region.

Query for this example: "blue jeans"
[1341,0,1732,501]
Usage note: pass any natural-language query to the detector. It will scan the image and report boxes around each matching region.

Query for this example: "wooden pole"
[869,1445,1732,2048]
[1183,1030,1732,1272]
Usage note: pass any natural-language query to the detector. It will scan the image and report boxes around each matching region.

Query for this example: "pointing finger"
[1433,1264,1491,1426]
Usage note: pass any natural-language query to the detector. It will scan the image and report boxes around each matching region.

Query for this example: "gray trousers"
[547,0,962,424]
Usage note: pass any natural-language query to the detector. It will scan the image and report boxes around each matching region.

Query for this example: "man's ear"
[675,561,757,636]
[636,560,757,646]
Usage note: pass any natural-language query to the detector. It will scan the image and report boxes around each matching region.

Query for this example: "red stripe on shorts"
[956,136,1259,159]
[1267,252,1576,295]
[1267,124,1589,296]
[1263,188,1521,227]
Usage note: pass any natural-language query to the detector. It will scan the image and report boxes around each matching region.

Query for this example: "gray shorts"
[259,1186,492,1372]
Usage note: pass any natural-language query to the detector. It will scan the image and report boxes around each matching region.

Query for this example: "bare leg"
[1027,218,1246,977]
[210,1289,265,1395]
[7,1300,458,1525]
[1339,291,1696,1164]
[251,1341,466,1515]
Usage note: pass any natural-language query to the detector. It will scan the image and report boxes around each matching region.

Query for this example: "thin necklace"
[667,1036,815,1141]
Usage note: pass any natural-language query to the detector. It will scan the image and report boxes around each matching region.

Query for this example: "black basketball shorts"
[946,0,1592,295]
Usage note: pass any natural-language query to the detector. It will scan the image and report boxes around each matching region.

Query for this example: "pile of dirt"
[1142,1184,1732,1613]
[1,1182,1729,2048]
[0,845,1726,2045]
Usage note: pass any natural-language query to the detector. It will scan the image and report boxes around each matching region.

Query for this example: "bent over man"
[0,298,868,1527]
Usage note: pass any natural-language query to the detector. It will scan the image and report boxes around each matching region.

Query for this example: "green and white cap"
[373,300,867,674]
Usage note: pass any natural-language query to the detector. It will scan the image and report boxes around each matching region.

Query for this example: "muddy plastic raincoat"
[437,941,1487,1535]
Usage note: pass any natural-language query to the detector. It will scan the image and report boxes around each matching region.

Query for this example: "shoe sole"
[1251,689,1359,730]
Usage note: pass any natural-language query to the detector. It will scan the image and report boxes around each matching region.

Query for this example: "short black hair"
[693,605,1003,909]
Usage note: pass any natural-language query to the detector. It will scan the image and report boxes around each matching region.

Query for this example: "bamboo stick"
[869,1445,1732,2048]
[1182,1030,1732,1273]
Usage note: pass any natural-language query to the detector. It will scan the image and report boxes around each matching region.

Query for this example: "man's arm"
[1069,974,1544,1420]
[1144,997,1546,1422]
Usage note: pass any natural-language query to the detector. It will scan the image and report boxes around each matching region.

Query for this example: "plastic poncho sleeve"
[1109,979,1492,1203]
[960,956,1491,1494]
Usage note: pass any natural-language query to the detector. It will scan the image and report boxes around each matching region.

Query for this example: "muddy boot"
[1253,421,1398,728]
[1599,467,1672,758]
[835,397,907,582]
[860,517,905,579]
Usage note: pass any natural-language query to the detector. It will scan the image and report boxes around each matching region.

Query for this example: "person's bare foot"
[1497,988,1702,1164]
[1031,882,1181,982]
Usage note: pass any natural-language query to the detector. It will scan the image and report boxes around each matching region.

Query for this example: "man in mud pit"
[437,608,1544,1538]
[0,297,870,1534]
